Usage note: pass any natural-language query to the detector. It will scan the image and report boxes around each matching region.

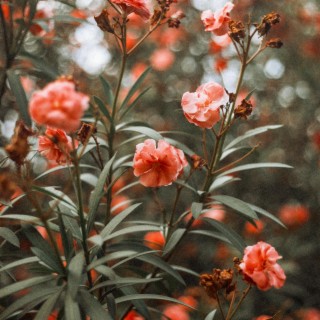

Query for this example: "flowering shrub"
[0,0,317,319]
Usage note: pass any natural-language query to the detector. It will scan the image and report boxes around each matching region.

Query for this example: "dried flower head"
[167,10,185,28]
[5,120,34,165]
[94,9,114,33]
[234,99,253,119]
[0,172,17,202]
[199,268,234,298]
[266,38,283,49]
[191,154,206,170]
[256,12,281,37]
[228,20,246,43]
[77,123,96,144]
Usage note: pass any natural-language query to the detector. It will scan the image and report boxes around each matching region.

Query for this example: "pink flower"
[133,139,188,187]
[239,241,286,291]
[201,2,234,36]
[38,128,77,164]
[181,82,229,128]
[29,80,89,133]
[112,0,151,20]
[162,305,190,320]
[150,48,175,71]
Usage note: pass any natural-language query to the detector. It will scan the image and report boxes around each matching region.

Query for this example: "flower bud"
[266,38,283,49]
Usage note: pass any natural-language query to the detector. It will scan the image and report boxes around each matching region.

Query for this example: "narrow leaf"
[120,126,163,141]
[78,289,113,320]
[119,67,151,113]
[65,291,81,320]
[189,230,231,244]
[0,227,19,247]
[224,125,283,150]
[205,310,217,320]
[218,163,292,177]
[67,252,85,299]
[209,175,240,191]
[31,247,64,274]
[212,195,258,220]
[99,76,114,106]
[248,204,286,228]
[94,96,112,123]
[191,202,203,219]
[162,228,185,257]
[7,70,31,126]
[0,257,39,273]
[202,218,246,253]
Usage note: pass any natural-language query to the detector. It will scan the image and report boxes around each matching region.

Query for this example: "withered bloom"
[228,20,246,43]
[266,38,283,49]
[0,172,17,202]
[199,268,234,298]
[167,10,185,28]
[256,12,280,37]
[150,9,162,26]
[5,120,34,165]
[94,9,114,33]
[234,99,253,119]
[191,154,206,170]
[77,123,96,144]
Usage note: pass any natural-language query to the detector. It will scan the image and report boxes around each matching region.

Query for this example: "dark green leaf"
[0,227,19,247]
[218,163,292,177]
[120,126,163,140]
[65,291,81,320]
[163,228,185,257]
[67,252,85,299]
[171,265,200,278]
[191,202,203,219]
[224,125,283,150]
[78,289,113,320]
[111,250,160,269]
[212,195,258,220]
[0,257,39,273]
[203,218,246,253]
[189,229,231,244]
[0,275,55,299]
[7,70,31,126]
[120,87,151,119]
[31,247,64,274]
[94,96,112,123]
[99,76,114,106]
[119,67,151,113]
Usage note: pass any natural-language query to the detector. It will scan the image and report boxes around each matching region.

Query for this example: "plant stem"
[228,285,251,320]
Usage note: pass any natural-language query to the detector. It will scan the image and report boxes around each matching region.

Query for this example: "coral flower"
[38,128,77,164]
[144,231,165,250]
[124,310,144,320]
[29,80,89,133]
[112,0,151,20]
[201,2,234,36]
[278,204,310,228]
[181,82,229,128]
[239,241,286,291]
[162,305,190,320]
[133,139,188,187]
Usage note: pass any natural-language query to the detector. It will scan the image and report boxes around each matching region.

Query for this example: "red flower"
[239,241,286,291]
[133,139,188,187]
[144,231,165,250]
[278,204,310,228]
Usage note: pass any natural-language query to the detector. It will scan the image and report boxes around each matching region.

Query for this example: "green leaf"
[119,67,151,113]
[78,289,113,320]
[0,227,19,247]
[218,162,292,177]
[171,265,200,278]
[0,257,39,273]
[120,126,163,141]
[0,287,57,320]
[87,153,117,232]
[205,310,217,320]
[100,203,142,238]
[120,87,151,119]
[224,125,283,150]
[99,75,114,106]
[0,275,55,299]
[67,252,85,299]
[93,96,112,123]
[220,146,250,160]
[0,214,39,223]
[6,70,31,126]
[203,218,246,253]
[248,203,286,228]
[163,228,185,257]
[31,247,64,274]
[191,202,203,219]
[174,180,198,194]
[209,175,240,191]
[189,230,231,244]
[115,294,195,310]
[34,285,64,320]
[211,195,258,220]
[65,291,81,320]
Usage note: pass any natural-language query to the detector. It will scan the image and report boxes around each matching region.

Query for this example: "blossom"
[162,305,190,320]
[38,128,77,164]
[112,0,151,20]
[144,231,165,250]
[150,48,175,71]
[239,241,286,291]
[181,82,229,128]
[278,204,310,227]
[133,139,188,187]
[201,2,234,36]
[254,316,271,320]
[124,310,144,320]
[29,80,89,133]
[300,308,320,320]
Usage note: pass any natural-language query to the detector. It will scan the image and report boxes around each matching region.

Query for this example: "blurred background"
[1,0,320,318]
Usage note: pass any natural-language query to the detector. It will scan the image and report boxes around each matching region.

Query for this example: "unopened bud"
[94,9,114,34]
[266,38,283,48]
